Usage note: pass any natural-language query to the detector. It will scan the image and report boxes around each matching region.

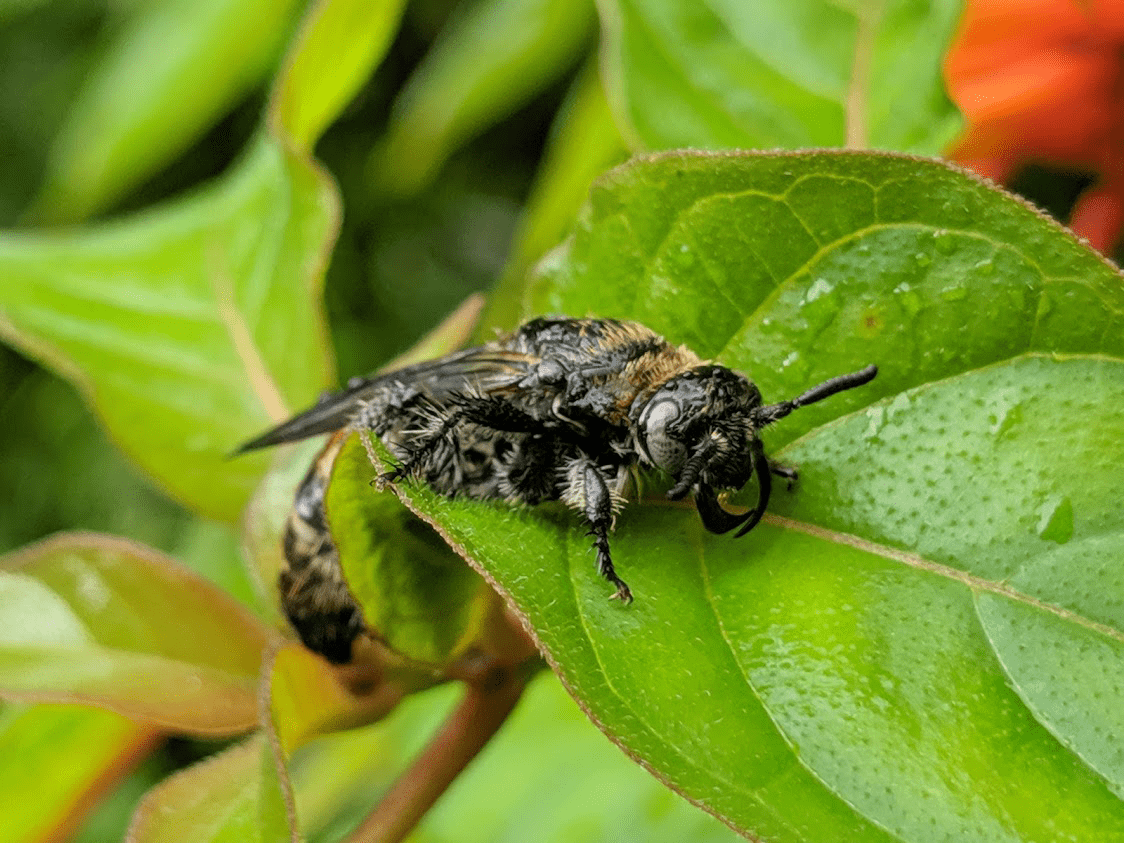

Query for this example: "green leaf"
[389,151,1124,839]
[328,434,492,665]
[126,735,297,843]
[271,0,408,152]
[0,533,277,735]
[486,59,628,331]
[0,0,405,522]
[266,642,414,754]
[287,673,743,842]
[0,133,336,522]
[0,703,156,843]
[32,0,305,222]
[530,150,1124,446]
[598,0,963,152]
[416,672,744,843]
[369,0,596,196]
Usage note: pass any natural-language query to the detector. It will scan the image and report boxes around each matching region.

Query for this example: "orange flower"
[945,0,1124,252]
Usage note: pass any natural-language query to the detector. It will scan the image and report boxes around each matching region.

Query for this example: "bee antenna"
[753,364,877,427]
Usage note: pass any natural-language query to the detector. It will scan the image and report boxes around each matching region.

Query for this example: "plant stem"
[347,667,527,843]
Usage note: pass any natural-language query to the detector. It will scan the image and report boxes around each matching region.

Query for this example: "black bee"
[237,318,877,663]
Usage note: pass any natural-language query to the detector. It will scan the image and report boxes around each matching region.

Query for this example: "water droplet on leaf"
[1036,496,1074,544]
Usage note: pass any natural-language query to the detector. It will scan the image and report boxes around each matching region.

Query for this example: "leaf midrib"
[762,513,1124,644]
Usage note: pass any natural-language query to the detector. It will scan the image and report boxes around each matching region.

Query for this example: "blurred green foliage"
[0,0,596,839]
[2,0,1118,841]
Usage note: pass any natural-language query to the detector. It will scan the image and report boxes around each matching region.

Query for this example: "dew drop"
[894,281,923,317]
[914,252,932,267]
[1036,496,1074,544]
[932,229,957,255]
[805,277,835,302]
[862,405,886,442]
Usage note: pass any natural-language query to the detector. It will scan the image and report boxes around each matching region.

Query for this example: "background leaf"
[271,0,408,154]
[31,0,304,223]
[391,150,1124,840]
[126,735,296,843]
[598,0,963,152]
[0,703,157,843]
[0,0,410,523]
[368,0,596,196]
[0,133,337,522]
[0,534,276,734]
[266,642,419,755]
[284,673,743,842]
[485,59,628,330]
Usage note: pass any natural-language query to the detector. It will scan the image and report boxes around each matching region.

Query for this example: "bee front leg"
[565,456,633,603]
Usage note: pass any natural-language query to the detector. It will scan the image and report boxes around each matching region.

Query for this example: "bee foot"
[376,468,405,489]
[609,581,634,603]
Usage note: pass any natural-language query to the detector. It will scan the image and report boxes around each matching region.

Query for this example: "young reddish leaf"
[0,533,278,735]
[264,642,423,756]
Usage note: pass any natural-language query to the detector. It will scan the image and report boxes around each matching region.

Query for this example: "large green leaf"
[0,134,336,522]
[529,150,1124,440]
[598,0,963,153]
[0,533,277,734]
[0,0,404,522]
[385,151,1124,840]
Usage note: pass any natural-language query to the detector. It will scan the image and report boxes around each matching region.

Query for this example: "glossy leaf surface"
[390,150,1124,840]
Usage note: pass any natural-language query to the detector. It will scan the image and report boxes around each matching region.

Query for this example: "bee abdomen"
[279,433,365,664]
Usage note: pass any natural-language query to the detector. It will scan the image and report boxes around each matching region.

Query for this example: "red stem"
[347,668,527,843]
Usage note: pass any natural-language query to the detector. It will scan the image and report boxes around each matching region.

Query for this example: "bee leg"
[385,395,540,483]
[573,458,633,603]
[589,523,633,603]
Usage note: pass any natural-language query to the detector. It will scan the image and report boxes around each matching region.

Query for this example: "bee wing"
[232,346,537,455]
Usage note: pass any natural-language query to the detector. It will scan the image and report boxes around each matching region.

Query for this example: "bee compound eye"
[640,399,687,471]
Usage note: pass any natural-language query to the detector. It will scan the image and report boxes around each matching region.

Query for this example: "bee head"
[636,361,879,537]
[635,364,762,494]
